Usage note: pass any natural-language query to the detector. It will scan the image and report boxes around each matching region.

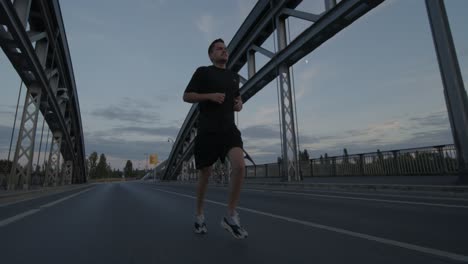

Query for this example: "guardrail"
[245,144,458,178]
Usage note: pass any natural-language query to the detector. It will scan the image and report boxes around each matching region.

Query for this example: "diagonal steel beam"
[0,0,76,174]
[240,0,385,102]
[426,0,468,182]
[163,0,385,181]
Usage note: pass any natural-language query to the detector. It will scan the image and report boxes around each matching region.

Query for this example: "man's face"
[210,42,228,64]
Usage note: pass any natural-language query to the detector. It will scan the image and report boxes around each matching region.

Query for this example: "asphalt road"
[1,181,467,264]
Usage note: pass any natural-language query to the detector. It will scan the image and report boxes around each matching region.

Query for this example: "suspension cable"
[7,81,24,163]
[272,4,284,164]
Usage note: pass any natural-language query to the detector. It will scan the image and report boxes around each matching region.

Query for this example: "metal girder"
[162,0,301,181]
[163,0,385,181]
[169,139,195,179]
[277,16,299,181]
[239,75,247,84]
[251,44,275,59]
[227,0,303,73]
[48,1,86,173]
[325,0,337,11]
[0,28,15,47]
[162,108,198,180]
[8,85,42,190]
[248,49,256,78]
[282,8,321,22]
[45,131,62,187]
[13,0,32,27]
[38,0,84,167]
[0,0,86,184]
[426,0,468,182]
[240,0,385,103]
[64,160,72,184]
[27,30,47,42]
[7,31,49,190]
[63,160,72,185]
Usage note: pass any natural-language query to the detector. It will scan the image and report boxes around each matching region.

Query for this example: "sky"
[1,0,467,170]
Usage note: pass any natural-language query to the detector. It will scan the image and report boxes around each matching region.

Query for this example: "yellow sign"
[149,154,158,165]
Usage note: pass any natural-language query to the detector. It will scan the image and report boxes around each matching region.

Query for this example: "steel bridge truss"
[0,0,86,189]
[163,0,385,181]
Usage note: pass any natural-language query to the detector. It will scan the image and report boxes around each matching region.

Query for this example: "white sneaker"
[221,212,248,239]
[194,214,207,234]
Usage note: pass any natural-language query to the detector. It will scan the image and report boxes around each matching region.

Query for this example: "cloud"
[83,122,182,168]
[0,125,13,152]
[294,65,320,100]
[90,98,160,123]
[242,125,279,139]
[0,105,16,116]
[300,111,453,158]
[91,106,158,123]
[243,140,281,164]
[115,126,180,137]
[152,91,180,103]
[367,120,401,136]
[123,97,155,108]
[459,46,468,58]
[0,123,172,170]
[240,106,278,128]
[320,120,403,145]
[409,111,449,127]
[195,14,215,35]
[307,128,452,158]
[85,133,173,163]
[242,109,453,162]
[137,0,167,9]
[75,13,106,28]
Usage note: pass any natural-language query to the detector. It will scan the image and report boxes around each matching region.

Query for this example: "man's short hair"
[208,38,224,55]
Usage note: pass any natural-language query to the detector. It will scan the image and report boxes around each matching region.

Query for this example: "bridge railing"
[245,144,458,178]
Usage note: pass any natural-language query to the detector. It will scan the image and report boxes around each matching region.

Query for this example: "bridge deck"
[1,181,467,263]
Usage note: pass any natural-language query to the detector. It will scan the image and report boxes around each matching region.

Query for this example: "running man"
[183,38,248,239]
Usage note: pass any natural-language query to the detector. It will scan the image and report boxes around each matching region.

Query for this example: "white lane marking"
[0,209,41,227]
[153,187,468,263]
[0,187,94,227]
[152,184,468,208]
[40,188,93,208]
[204,185,468,208]
[269,190,468,209]
[243,188,267,192]
[1,196,53,208]
[152,182,468,202]
[243,187,468,202]
[0,186,94,208]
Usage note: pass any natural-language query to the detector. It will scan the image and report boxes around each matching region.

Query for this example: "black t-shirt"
[185,65,240,133]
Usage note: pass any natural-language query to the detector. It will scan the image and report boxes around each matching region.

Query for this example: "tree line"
[87,152,122,179]
[86,152,146,179]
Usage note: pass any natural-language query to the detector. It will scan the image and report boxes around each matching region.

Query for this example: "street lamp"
[167,137,174,143]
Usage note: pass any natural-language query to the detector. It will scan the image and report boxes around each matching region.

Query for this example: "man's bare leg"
[227,147,245,216]
[196,166,212,216]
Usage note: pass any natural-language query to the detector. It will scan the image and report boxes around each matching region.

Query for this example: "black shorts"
[194,127,243,170]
